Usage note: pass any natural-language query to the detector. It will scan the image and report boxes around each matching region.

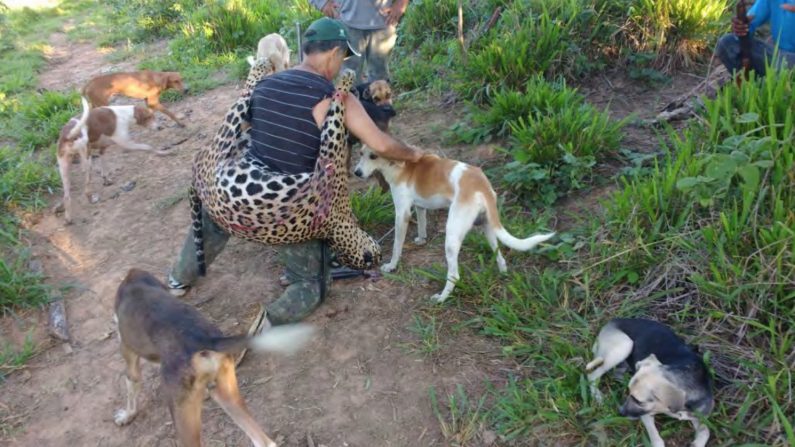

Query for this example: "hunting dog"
[586,318,714,447]
[349,80,396,192]
[56,97,160,223]
[354,148,555,302]
[82,70,188,126]
[247,33,290,71]
[114,269,314,447]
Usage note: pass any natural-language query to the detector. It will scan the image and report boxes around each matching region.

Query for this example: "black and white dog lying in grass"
[586,318,714,447]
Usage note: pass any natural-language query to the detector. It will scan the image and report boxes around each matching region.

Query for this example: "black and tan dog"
[113,269,314,447]
[586,318,714,447]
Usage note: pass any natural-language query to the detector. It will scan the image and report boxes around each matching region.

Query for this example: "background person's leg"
[168,209,230,293]
[365,25,397,81]
[342,26,369,82]
[267,240,331,325]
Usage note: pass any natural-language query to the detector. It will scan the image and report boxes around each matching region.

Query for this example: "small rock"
[18,369,32,383]
[49,297,70,342]
[28,259,44,275]
[109,192,120,200]
[482,430,497,446]
[121,180,136,192]
[88,193,100,204]
[197,132,207,139]
[61,343,73,355]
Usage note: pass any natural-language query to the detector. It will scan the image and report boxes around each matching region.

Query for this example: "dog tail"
[210,324,315,355]
[66,96,91,140]
[189,186,206,276]
[248,324,315,354]
[482,190,556,251]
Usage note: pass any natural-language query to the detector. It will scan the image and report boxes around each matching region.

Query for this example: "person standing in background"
[309,0,409,82]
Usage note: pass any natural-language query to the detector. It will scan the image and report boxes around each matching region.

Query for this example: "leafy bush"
[176,0,320,55]
[1,90,80,151]
[350,185,394,232]
[105,0,194,43]
[0,145,58,211]
[622,0,729,70]
[467,77,625,204]
[500,102,625,204]
[472,75,581,136]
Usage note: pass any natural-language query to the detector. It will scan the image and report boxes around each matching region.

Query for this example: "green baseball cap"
[303,17,361,57]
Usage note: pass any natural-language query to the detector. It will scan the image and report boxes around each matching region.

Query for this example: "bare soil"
[0,30,704,447]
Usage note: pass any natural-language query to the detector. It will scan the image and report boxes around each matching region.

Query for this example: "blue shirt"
[749,0,795,52]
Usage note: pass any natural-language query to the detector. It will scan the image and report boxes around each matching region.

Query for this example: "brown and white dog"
[114,269,314,447]
[247,33,290,71]
[353,80,393,108]
[82,70,188,126]
[354,148,555,302]
[56,96,160,223]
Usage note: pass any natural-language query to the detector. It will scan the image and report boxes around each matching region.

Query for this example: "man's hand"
[782,3,795,12]
[406,144,423,162]
[732,14,754,37]
[381,0,408,26]
[321,0,339,18]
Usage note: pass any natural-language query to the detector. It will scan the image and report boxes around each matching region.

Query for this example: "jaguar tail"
[189,186,207,276]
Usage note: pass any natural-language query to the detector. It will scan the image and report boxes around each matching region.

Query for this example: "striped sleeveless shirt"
[248,69,335,174]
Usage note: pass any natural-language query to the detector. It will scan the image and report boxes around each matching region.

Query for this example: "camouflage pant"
[169,210,331,325]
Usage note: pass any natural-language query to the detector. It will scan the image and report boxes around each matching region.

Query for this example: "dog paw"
[413,237,427,245]
[591,388,604,405]
[113,409,136,426]
[380,264,397,273]
[430,293,447,303]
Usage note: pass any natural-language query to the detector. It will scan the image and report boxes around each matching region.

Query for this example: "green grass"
[429,384,486,446]
[350,185,394,232]
[405,313,443,356]
[455,76,628,205]
[0,333,35,381]
[427,67,795,446]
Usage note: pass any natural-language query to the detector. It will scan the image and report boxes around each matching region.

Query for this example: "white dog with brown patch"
[246,33,290,71]
[354,147,555,302]
[56,96,161,223]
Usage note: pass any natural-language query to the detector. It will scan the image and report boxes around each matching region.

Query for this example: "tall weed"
[623,0,729,70]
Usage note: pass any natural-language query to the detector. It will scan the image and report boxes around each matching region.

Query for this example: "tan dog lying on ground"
[82,70,188,126]
[354,147,555,302]
[246,33,290,71]
[56,97,160,223]
[113,269,314,447]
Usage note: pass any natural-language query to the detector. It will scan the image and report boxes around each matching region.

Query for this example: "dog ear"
[635,354,661,371]
[657,381,687,413]
[362,85,373,101]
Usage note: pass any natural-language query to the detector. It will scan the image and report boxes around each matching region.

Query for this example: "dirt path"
[1,35,508,447]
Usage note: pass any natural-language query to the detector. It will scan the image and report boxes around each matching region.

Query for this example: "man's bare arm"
[313,94,422,162]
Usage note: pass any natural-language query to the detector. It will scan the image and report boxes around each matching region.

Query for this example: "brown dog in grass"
[113,269,314,447]
[82,70,188,126]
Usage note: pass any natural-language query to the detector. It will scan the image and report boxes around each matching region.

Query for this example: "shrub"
[0,145,58,211]
[1,90,80,151]
[500,101,625,204]
[470,77,625,204]
[622,0,730,70]
[472,75,581,136]
[176,0,320,55]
